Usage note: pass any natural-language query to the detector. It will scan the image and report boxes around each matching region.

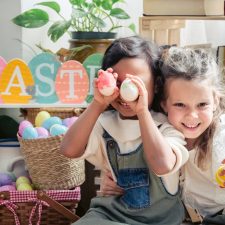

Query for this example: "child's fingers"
[106,68,113,73]
[93,78,98,88]
[100,170,124,196]
[128,77,146,97]
[113,72,118,79]
[97,69,104,77]
[126,74,145,87]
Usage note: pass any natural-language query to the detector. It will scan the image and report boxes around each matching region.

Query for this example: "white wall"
[0,0,22,61]
[181,20,225,48]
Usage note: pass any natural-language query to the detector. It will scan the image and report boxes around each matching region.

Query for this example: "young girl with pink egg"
[61,36,189,225]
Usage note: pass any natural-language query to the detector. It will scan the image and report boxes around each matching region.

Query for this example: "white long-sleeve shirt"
[181,115,225,217]
[77,110,189,195]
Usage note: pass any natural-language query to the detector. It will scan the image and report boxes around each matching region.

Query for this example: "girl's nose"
[187,110,198,118]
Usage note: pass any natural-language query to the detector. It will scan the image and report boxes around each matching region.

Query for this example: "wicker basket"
[18,135,85,190]
[0,189,80,225]
[21,107,85,125]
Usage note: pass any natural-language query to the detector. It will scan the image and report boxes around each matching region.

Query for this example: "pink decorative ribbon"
[0,200,20,225]
[28,198,49,225]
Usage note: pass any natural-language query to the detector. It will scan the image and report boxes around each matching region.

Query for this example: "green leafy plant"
[12,0,136,42]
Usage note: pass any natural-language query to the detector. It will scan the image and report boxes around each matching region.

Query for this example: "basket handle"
[37,191,80,222]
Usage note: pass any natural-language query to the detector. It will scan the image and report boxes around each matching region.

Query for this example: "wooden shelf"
[142,15,225,20]
[139,15,225,46]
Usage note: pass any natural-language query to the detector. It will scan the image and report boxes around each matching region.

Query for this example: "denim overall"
[74,130,185,225]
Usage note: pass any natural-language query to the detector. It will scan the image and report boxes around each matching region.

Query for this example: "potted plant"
[12,0,136,62]
[12,0,135,41]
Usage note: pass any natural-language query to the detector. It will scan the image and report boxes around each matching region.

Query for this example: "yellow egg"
[35,111,51,127]
[215,165,225,188]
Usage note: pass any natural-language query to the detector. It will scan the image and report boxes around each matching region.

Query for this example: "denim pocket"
[117,168,150,209]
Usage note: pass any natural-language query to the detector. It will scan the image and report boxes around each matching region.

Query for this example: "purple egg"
[67,116,78,128]
[0,173,13,186]
[18,120,33,136]
[35,127,49,138]
[62,118,71,127]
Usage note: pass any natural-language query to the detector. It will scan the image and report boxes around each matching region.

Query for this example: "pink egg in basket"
[35,127,49,138]
[18,120,33,136]
[97,69,116,96]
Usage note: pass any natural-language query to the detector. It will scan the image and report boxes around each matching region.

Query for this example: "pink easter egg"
[18,120,33,136]
[55,60,89,104]
[97,69,116,96]
[35,127,49,138]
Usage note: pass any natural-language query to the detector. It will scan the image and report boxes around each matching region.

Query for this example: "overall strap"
[102,130,119,177]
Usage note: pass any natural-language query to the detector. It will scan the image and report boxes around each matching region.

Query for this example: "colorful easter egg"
[67,116,78,127]
[22,126,38,140]
[120,78,139,102]
[97,69,116,96]
[62,116,78,128]
[62,118,71,127]
[35,111,51,127]
[0,59,34,104]
[28,53,61,104]
[55,60,89,104]
[18,120,33,136]
[17,183,33,191]
[35,127,49,138]
[0,173,13,186]
[50,124,68,136]
[215,164,225,188]
[42,116,62,130]
[16,176,31,187]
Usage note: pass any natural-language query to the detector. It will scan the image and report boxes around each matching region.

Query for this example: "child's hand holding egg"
[97,69,117,96]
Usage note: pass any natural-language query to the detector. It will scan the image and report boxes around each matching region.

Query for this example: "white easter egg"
[120,78,139,102]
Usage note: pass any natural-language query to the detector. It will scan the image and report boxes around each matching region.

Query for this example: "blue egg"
[22,126,38,139]
[42,116,62,130]
[50,124,68,136]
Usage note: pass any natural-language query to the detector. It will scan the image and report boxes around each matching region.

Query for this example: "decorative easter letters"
[0,53,103,107]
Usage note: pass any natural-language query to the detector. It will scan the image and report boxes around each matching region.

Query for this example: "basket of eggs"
[20,107,84,125]
[0,173,80,225]
[17,111,85,190]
